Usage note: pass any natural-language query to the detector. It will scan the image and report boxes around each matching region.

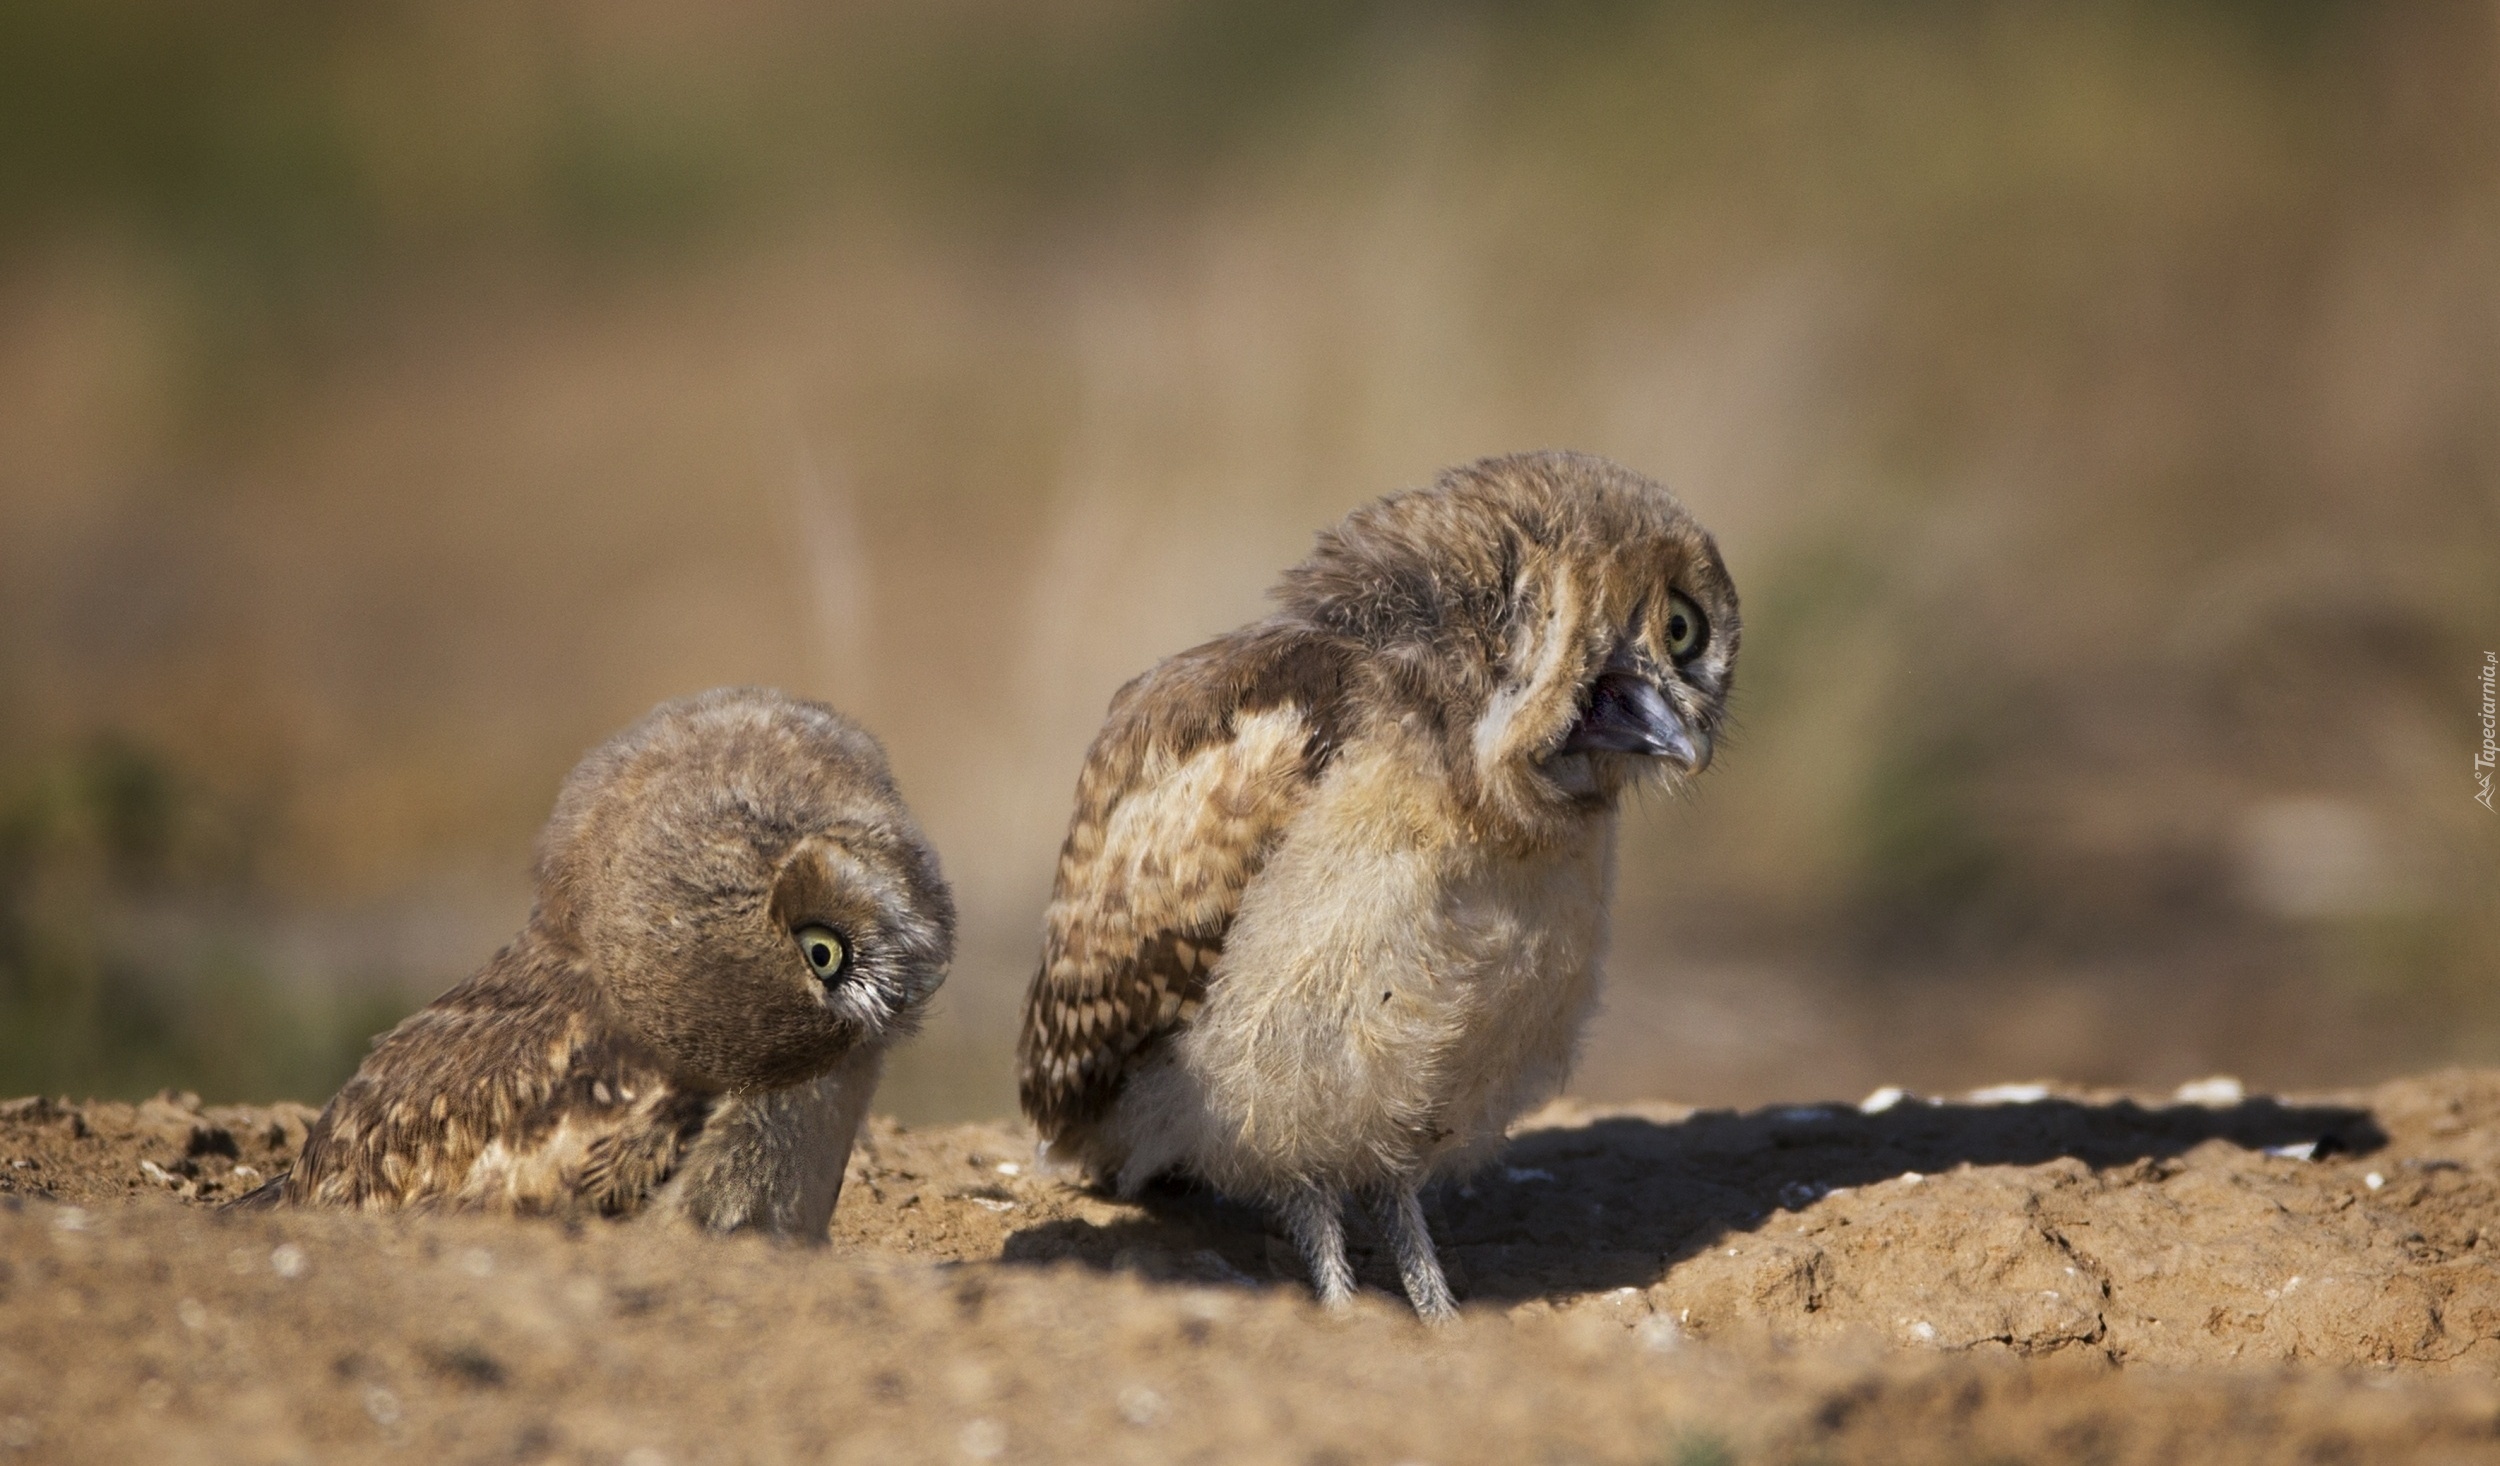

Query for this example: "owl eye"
[1665,589,1708,663]
[793,924,849,982]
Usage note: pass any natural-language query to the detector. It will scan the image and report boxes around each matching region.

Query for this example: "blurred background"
[2,1,2494,1117]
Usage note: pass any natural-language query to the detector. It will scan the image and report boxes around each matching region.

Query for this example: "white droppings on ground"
[2174,1076,2246,1106]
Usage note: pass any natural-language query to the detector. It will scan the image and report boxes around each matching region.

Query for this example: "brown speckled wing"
[1017,623,1355,1140]
[279,931,715,1217]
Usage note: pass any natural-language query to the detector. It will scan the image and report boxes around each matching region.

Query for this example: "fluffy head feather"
[538,688,956,1090]
[1279,450,1739,847]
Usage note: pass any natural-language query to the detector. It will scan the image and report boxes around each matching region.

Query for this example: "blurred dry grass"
[1,1,2494,1113]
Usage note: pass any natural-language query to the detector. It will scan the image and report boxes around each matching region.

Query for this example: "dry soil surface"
[3,1072,2499,1464]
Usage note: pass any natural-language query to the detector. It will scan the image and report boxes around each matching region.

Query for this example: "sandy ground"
[3,1071,2498,1464]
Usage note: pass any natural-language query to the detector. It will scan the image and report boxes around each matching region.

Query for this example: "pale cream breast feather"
[1156,738,1615,1196]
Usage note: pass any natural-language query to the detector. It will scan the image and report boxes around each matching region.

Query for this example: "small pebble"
[362,1386,401,1427]
[1966,1083,2050,1105]
[2364,1172,2386,1192]
[1116,1384,1168,1426]
[993,1162,1021,1177]
[1859,1086,1908,1114]
[959,1418,1007,1460]
[270,1244,308,1278]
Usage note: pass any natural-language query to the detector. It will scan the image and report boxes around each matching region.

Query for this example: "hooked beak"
[1560,671,1710,773]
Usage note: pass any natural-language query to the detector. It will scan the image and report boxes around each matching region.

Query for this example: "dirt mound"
[3,1072,2497,1463]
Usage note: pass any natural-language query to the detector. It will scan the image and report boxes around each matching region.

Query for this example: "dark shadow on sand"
[998,1094,2384,1304]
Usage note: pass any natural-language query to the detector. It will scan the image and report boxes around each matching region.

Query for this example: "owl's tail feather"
[221,1173,289,1211]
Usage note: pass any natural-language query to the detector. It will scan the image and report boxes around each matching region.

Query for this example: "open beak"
[1560,671,1710,773]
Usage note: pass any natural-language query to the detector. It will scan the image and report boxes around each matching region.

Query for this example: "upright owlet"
[1017,452,1738,1319]
[267,687,954,1238]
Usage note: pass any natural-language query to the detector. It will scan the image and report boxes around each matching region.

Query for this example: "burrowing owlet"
[269,687,954,1238]
[1017,452,1738,1318]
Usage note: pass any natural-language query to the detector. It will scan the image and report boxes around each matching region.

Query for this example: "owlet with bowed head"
[1018,452,1738,1318]
[271,687,954,1238]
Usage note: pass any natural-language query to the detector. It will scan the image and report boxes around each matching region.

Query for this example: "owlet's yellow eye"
[794,925,848,981]
[1665,589,1708,663]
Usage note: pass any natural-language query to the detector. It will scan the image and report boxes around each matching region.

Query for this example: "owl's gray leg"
[1281,1186,1356,1311]
[1373,1184,1457,1324]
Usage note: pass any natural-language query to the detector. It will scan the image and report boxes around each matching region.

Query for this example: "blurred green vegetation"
[0,737,398,1100]
[0,2,1411,287]
[0,4,2381,313]
[1662,1429,1737,1466]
